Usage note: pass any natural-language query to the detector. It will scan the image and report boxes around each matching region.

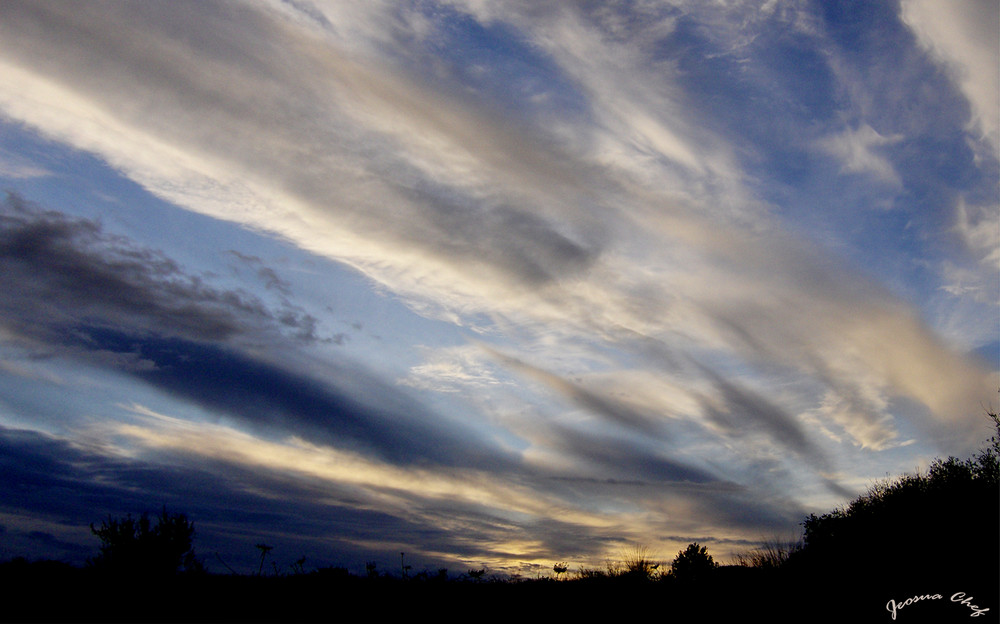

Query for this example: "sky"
[0,0,996,577]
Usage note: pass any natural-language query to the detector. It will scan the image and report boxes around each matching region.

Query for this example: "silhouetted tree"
[89,507,198,576]
[669,543,716,583]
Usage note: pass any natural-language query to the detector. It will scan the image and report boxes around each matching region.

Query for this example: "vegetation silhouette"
[254,542,273,576]
[89,506,201,577]
[1,413,996,622]
[731,536,802,568]
[617,544,660,582]
[777,410,1000,619]
[552,561,569,579]
[790,412,998,583]
[668,542,716,584]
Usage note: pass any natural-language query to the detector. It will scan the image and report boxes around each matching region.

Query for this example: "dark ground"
[2,558,996,623]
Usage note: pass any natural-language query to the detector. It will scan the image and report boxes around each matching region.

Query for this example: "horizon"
[0,0,997,578]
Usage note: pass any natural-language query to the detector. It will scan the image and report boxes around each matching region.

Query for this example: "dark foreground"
[2,558,996,624]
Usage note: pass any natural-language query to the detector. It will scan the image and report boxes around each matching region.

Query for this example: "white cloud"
[901,0,1000,157]
[931,197,1000,352]
[817,124,903,186]
[399,345,512,394]
[954,198,1000,273]
[0,149,49,179]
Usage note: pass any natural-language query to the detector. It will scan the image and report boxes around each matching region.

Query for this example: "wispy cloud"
[817,124,903,186]
[902,0,1000,157]
[0,149,48,179]
[0,0,995,571]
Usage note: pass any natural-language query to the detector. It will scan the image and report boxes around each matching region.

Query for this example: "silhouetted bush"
[89,507,200,577]
[789,413,999,599]
[669,542,717,583]
[617,545,660,582]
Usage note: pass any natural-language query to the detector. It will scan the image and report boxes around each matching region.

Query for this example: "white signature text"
[952,593,991,618]
[887,592,991,619]
[887,593,942,619]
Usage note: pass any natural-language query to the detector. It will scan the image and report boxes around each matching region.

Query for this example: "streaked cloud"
[0,0,995,572]
[902,0,1000,157]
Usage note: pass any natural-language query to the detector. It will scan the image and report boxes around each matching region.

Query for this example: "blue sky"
[0,0,996,576]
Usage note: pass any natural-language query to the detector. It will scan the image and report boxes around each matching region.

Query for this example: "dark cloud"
[0,193,276,344]
[26,531,90,554]
[228,250,292,295]
[565,383,666,437]
[0,426,182,528]
[542,421,720,486]
[225,251,323,342]
[693,488,808,535]
[0,194,331,349]
[699,369,830,470]
[416,196,601,287]
[0,194,514,470]
[659,535,760,549]
[68,326,512,469]
[0,426,470,571]
[0,422,805,570]
[485,347,664,434]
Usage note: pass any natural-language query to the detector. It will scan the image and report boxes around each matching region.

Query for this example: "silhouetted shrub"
[618,545,660,582]
[669,542,716,583]
[791,414,999,594]
[467,568,486,581]
[89,507,199,577]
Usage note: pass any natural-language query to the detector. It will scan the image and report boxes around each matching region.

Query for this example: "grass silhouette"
[732,537,802,569]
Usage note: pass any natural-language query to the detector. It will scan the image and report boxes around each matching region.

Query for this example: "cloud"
[0,193,513,470]
[229,251,293,295]
[699,371,829,469]
[817,124,903,186]
[0,148,49,179]
[113,405,539,518]
[0,193,299,347]
[0,0,996,571]
[534,421,721,487]
[399,344,512,394]
[954,199,1000,277]
[113,331,510,468]
[482,346,668,437]
[804,389,899,452]
[901,0,1000,157]
[0,424,458,571]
